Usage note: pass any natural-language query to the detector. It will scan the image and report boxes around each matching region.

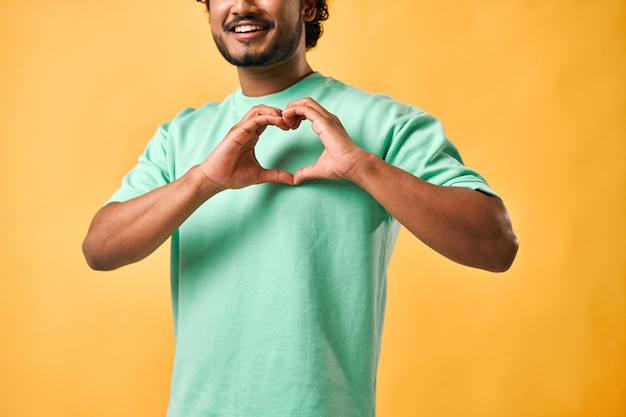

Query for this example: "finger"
[257,169,295,186]
[241,106,290,130]
[242,105,283,119]
[281,104,323,125]
[286,99,338,127]
[282,105,341,143]
[238,114,289,137]
[282,113,306,130]
[293,164,323,185]
[285,97,324,111]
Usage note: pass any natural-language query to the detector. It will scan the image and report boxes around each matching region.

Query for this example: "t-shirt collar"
[231,72,324,110]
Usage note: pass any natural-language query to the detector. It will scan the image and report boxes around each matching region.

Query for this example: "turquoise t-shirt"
[109,73,496,417]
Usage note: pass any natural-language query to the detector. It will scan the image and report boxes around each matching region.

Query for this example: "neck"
[237,53,314,97]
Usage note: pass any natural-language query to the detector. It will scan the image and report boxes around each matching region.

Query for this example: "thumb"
[293,164,322,185]
[258,168,295,186]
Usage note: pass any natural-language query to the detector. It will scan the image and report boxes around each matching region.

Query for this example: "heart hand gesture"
[199,98,369,194]
[198,105,296,192]
[282,97,369,185]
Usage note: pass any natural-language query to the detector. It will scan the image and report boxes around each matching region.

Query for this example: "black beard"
[213,17,303,68]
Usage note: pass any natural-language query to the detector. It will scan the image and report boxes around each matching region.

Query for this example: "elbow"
[486,231,519,273]
[82,236,117,271]
[482,199,519,273]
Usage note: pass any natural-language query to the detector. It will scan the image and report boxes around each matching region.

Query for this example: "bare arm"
[282,98,518,272]
[348,155,517,272]
[85,99,518,272]
[83,167,215,270]
[82,106,294,271]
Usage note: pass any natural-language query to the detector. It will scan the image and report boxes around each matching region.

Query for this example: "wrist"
[345,151,382,185]
[188,165,226,198]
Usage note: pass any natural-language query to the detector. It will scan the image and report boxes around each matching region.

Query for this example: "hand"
[198,105,295,192]
[282,98,369,185]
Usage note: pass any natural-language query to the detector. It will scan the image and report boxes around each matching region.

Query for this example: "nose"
[231,0,259,15]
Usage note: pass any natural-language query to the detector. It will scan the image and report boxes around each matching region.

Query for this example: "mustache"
[223,16,275,31]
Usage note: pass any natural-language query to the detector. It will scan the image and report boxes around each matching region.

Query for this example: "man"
[83,0,518,415]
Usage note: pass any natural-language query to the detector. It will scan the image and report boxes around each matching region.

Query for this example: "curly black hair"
[196,0,329,49]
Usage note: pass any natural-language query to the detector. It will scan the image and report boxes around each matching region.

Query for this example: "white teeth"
[234,25,264,33]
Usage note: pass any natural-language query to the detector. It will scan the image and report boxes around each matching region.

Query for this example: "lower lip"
[231,29,268,40]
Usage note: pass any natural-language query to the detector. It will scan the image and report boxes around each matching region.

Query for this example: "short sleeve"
[107,121,172,203]
[384,109,499,198]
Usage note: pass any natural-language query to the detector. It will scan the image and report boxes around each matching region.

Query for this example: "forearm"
[350,153,518,272]
[83,107,299,271]
[82,165,218,271]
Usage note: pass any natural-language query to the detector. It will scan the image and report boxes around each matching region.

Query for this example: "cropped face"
[208,0,309,67]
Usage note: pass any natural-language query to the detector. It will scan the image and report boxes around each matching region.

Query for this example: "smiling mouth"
[233,24,266,33]
[224,17,274,34]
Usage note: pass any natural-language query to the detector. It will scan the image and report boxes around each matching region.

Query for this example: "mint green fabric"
[109,73,496,417]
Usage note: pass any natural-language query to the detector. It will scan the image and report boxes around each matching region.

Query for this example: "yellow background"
[1,0,624,416]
